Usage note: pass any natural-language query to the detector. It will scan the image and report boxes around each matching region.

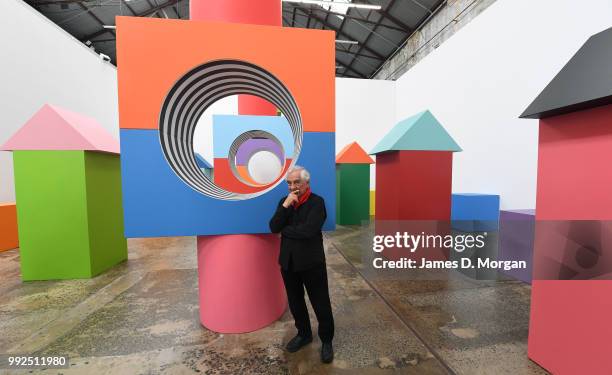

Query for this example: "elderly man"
[269,165,335,364]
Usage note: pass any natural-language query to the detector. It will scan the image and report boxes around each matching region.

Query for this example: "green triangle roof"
[370,110,462,155]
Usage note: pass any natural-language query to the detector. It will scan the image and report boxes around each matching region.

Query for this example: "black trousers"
[280,262,334,343]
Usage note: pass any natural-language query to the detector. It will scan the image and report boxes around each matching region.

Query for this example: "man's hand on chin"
[283,191,299,208]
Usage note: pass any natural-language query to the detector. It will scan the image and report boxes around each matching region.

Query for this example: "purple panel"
[498,209,535,283]
[235,139,284,165]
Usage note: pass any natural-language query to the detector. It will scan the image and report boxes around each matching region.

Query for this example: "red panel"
[190,0,281,26]
[190,0,280,116]
[530,104,612,373]
[375,152,399,220]
[536,103,612,220]
[375,151,453,221]
[238,95,278,116]
[528,280,612,374]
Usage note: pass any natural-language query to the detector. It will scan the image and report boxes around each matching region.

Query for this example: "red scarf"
[293,187,311,209]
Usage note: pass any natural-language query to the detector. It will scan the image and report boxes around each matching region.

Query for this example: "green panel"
[84,152,127,276]
[13,151,92,280]
[336,164,370,225]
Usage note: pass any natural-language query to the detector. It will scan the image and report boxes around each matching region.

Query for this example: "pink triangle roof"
[336,142,374,164]
[1,104,119,154]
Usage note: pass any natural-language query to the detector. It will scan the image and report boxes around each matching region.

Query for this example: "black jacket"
[269,193,327,271]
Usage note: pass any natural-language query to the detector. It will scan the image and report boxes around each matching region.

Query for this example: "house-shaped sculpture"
[520,27,612,374]
[370,110,461,261]
[335,142,374,225]
[0,104,127,281]
[370,110,461,221]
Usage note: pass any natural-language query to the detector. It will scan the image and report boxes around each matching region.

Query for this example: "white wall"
[0,0,119,202]
[336,77,396,188]
[393,0,612,209]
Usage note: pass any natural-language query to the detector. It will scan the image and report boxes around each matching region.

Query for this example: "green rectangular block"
[336,164,371,225]
[13,151,127,281]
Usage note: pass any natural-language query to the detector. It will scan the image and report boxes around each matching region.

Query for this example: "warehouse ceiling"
[25,0,445,79]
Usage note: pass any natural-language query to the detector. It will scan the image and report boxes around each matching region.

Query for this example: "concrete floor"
[0,226,549,374]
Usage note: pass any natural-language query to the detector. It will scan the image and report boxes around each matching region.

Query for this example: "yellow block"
[370,190,375,216]
[0,202,19,251]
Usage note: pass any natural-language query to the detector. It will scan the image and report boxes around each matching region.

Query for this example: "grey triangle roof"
[520,27,612,119]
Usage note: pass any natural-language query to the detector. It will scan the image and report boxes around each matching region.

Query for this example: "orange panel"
[0,203,18,251]
[336,141,375,164]
[236,165,263,186]
[116,17,335,133]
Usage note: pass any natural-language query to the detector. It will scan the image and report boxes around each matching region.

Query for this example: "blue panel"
[212,115,295,158]
[451,193,500,232]
[120,129,335,237]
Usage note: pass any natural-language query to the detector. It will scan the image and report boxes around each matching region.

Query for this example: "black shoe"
[321,342,334,363]
[285,335,312,353]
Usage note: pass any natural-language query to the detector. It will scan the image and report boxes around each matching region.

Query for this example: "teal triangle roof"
[370,110,461,155]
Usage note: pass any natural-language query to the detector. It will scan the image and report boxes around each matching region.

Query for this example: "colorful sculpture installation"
[1,104,127,280]
[116,6,336,333]
[336,142,374,225]
[520,27,612,374]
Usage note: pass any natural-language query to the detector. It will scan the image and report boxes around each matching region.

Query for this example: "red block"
[375,151,452,262]
[529,280,612,375]
[375,151,452,221]
[190,0,281,26]
[238,95,277,116]
[536,104,612,220]
[529,103,612,372]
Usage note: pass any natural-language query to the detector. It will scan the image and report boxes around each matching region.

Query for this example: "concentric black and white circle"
[159,60,302,200]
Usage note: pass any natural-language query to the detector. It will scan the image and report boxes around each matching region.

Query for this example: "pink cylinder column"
[191,0,286,333]
[197,234,286,332]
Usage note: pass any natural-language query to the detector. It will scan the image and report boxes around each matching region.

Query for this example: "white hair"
[287,165,310,182]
